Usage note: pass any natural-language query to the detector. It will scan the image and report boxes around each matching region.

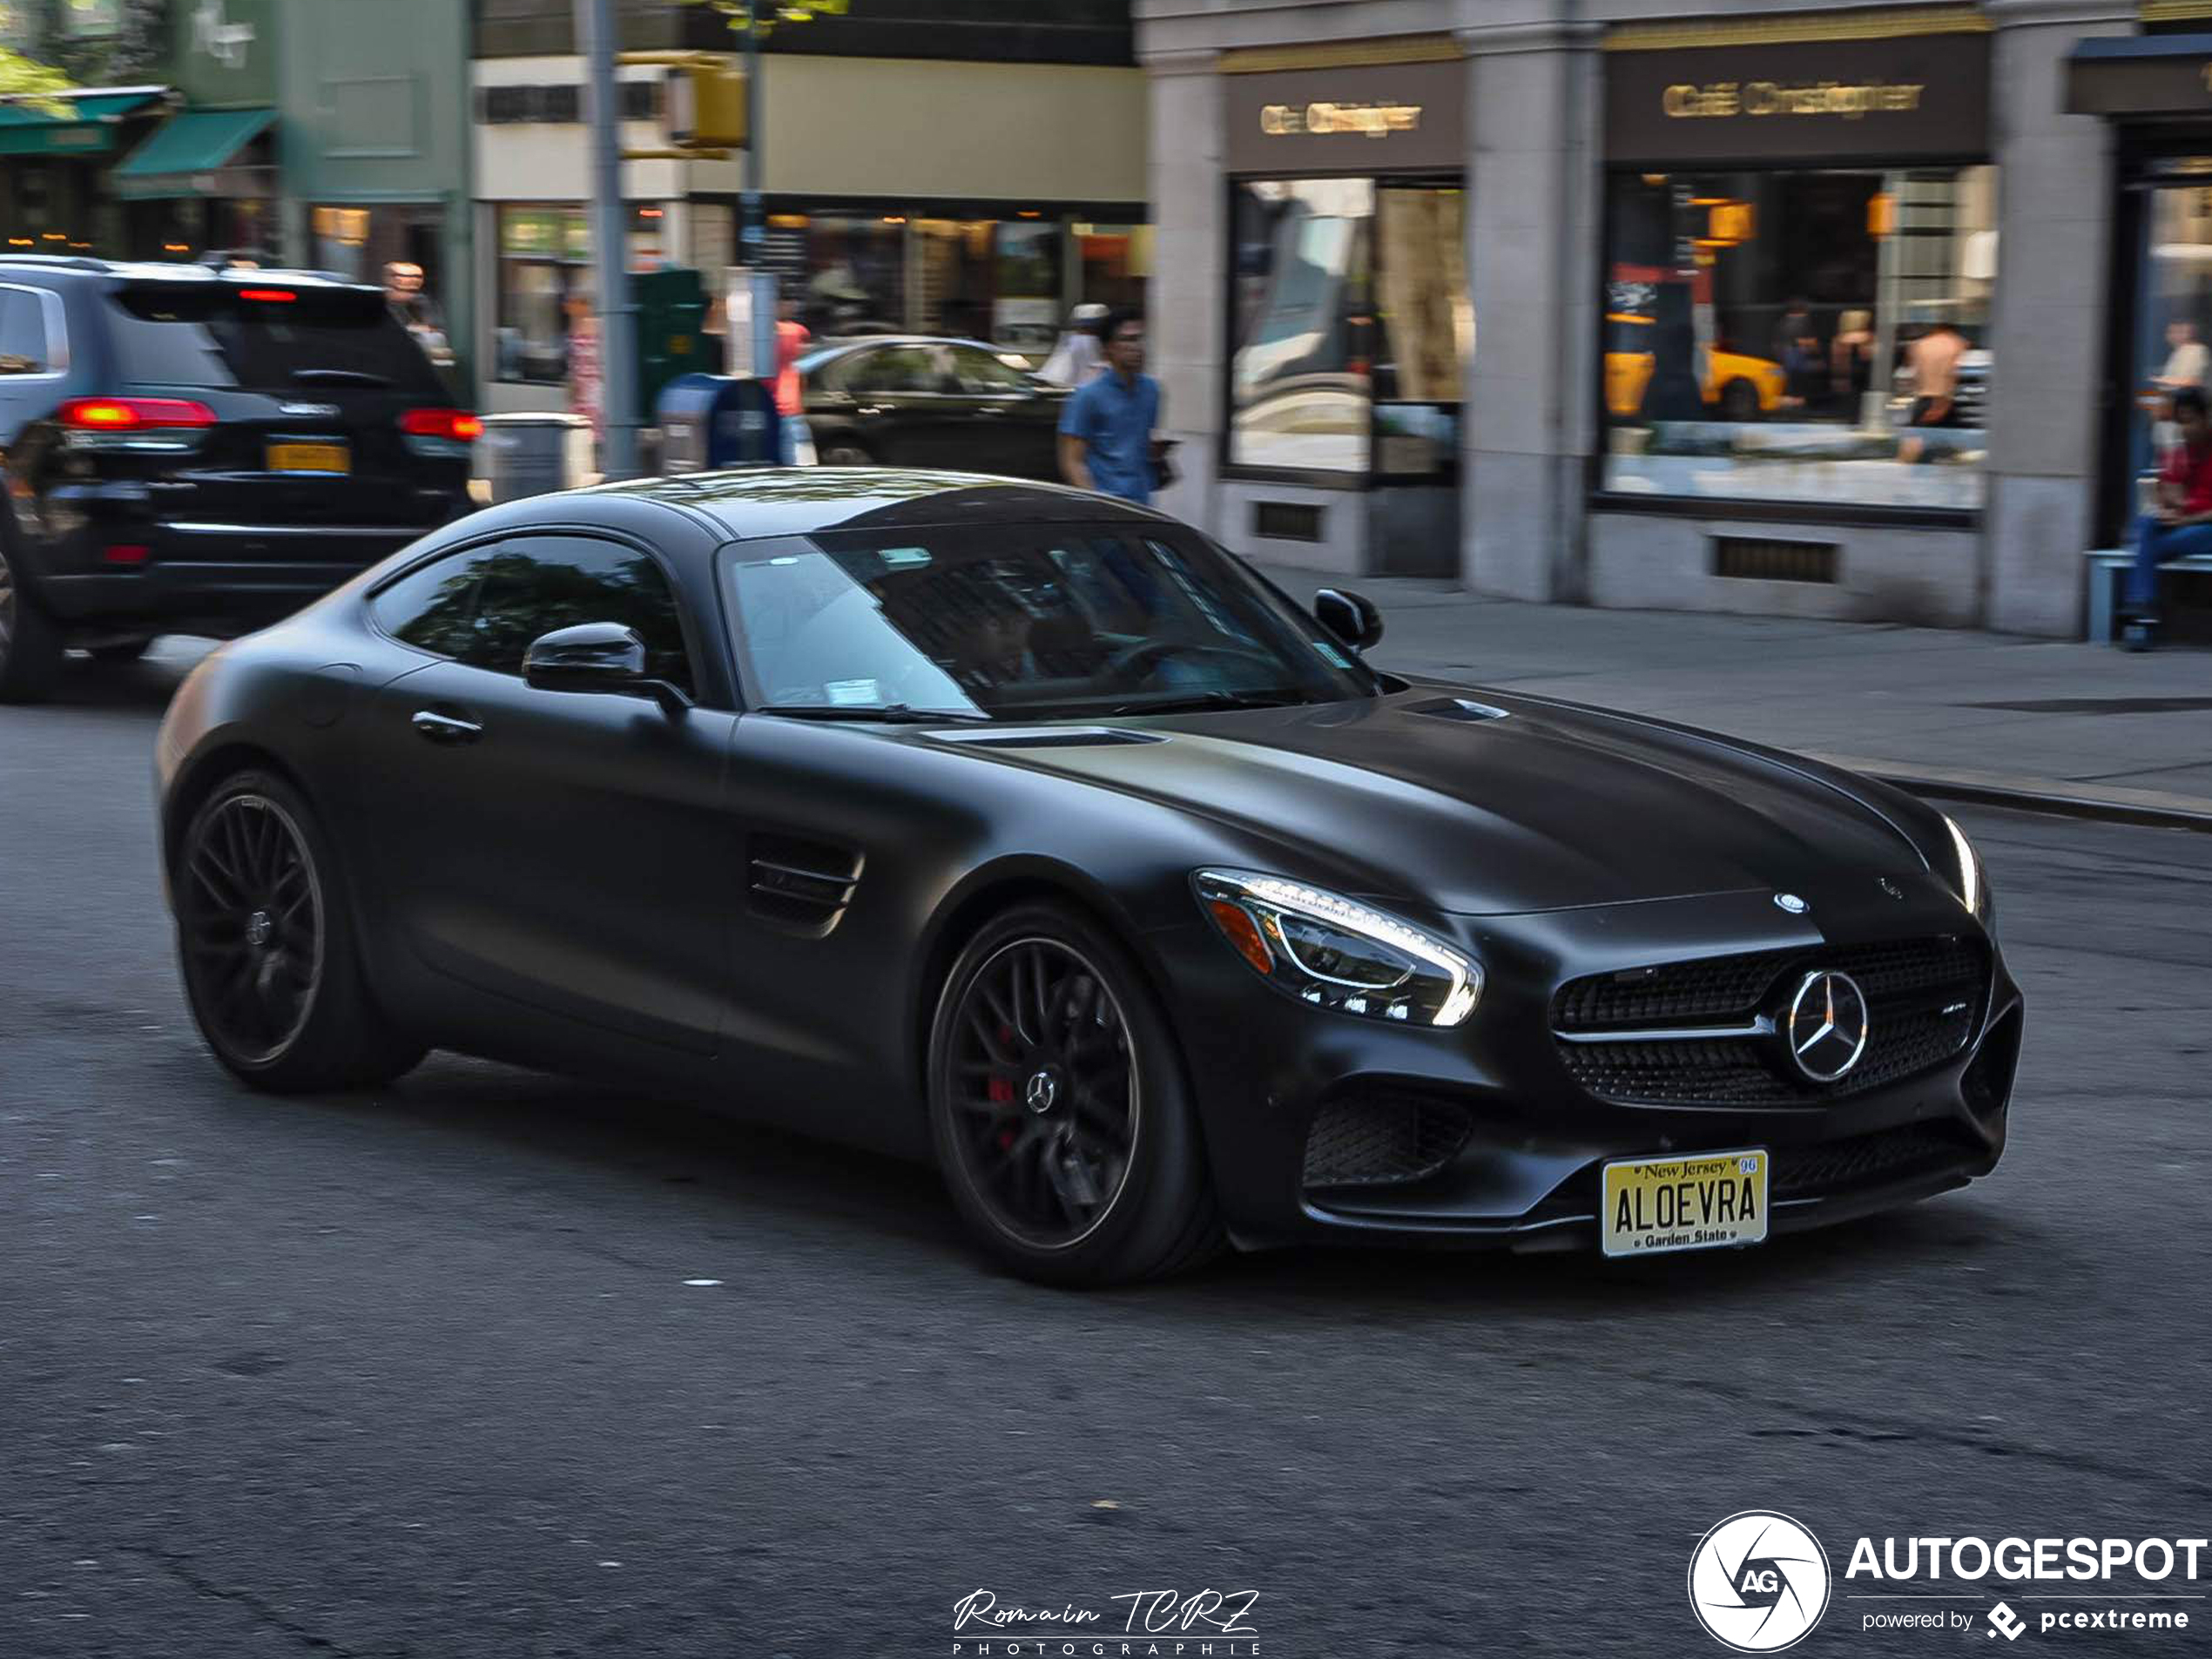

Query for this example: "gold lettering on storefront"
[1260,100,1423,138]
[1662,79,1925,119]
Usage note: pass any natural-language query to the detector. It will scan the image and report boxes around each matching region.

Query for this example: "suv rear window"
[107,285,447,398]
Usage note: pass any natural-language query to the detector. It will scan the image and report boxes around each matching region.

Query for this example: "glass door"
[2116,163,2212,537]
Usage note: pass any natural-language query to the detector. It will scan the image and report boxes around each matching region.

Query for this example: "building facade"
[108,0,475,383]
[1137,0,2157,637]
[474,0,1149,413]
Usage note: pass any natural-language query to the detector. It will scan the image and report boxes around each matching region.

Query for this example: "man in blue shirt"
[1058,310,1161,504]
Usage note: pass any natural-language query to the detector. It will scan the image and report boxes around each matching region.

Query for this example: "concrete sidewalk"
[1250,563,2212,830]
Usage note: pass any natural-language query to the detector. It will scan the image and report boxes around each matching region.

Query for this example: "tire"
[1717,378,1761,422]
[819,440,874,468]
[87,637,153,664]
[0,542,64,704]
[174,768,426,1093]
[927,900,1224,1286]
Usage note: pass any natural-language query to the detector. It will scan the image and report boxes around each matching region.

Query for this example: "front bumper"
[1151,882,2021,1253]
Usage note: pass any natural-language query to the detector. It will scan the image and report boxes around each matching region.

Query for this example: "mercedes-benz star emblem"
[1773,892,1808,914]
[1784,970,1871,1083]
[1023,1071,1058,1115]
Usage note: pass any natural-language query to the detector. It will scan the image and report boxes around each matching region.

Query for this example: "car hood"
[934,689,1927,915]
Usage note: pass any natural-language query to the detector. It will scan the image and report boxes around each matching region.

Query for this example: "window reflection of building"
[1599,164,1998,512]
[1231,178,1377,474]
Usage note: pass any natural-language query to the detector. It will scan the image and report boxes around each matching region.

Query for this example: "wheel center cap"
[1023,1069,1060,1115]
[246,909,275,949]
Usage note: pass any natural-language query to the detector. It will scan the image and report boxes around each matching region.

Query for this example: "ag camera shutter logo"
[1689,1511,1832,1651]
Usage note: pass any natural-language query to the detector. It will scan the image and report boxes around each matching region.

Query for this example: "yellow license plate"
[1601,1149,1768,1258]
[267,442,350,474]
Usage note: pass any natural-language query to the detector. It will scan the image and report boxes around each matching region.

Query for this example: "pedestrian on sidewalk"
[1058,309,1162,504]
[2123,383,2212,651]
[1039,302,1109,387]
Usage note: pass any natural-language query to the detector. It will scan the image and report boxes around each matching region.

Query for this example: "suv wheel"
[0,543,64,704]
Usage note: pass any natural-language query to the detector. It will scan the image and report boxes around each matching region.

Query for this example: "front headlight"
[1193,869,1482,1027]
[1942,813,1993,923]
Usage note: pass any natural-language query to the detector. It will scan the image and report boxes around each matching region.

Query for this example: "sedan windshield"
[725,523,1376,720]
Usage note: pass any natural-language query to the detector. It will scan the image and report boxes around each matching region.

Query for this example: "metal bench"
[2086,545,2212,641]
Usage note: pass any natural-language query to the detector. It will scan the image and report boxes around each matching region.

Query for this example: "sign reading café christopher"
[1607,30,1990,164]
[1225,58,1467,174]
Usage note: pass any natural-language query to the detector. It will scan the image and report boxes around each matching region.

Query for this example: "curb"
[1808,753,2212,834]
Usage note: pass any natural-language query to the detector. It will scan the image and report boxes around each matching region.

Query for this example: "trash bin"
[657,374,786,472]
[477,412,593,503]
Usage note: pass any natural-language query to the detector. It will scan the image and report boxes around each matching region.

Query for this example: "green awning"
[0,90,164,158]
[114,105,276,199]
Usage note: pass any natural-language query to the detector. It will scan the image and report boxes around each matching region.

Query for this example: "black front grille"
[1302,1094,1472,1190]
[1553,936,1989,1107]
[1770,1123,1984,1200]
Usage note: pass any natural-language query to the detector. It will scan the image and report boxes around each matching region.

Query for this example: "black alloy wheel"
[928,901,1222,1285]
[179,790,326,1068]
[175,770,424,1091]
[948,936,1137,1248]
[0,543,63,703]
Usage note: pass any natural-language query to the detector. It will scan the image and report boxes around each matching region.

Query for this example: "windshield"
[725,523,1377,720]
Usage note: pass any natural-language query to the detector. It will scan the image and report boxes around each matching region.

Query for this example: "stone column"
[1981,0,2134,636]
[1459,19,1602,602]
[1142,50,1224,529]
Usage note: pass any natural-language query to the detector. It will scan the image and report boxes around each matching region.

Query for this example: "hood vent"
[748,833,862,935]
[1408,697,1510,724]
[930,725,1169,749]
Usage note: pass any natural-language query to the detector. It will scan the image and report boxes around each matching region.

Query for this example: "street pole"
[742,0,775,377]
[579,0,639,479]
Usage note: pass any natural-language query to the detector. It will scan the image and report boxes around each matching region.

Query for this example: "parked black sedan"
[797,336,1067,478]
[155,470,2020,1285]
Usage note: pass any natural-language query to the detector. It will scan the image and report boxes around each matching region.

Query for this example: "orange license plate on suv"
[266,442,350,474]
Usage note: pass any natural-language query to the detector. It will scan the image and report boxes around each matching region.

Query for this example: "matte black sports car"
[155,470,2020,1285]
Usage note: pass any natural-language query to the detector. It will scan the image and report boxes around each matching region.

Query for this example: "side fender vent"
[748,833,862,935]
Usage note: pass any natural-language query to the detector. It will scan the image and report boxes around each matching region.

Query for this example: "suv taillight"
[401,408,482,442]
[59,395,219,454]
[60,396,218,431]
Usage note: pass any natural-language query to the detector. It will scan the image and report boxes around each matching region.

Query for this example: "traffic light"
[665,60,746,150]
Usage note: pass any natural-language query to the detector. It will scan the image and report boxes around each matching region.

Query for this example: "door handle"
[411,708,482,745]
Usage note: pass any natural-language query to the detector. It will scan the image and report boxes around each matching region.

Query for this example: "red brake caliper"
[989,1023,1017,1149]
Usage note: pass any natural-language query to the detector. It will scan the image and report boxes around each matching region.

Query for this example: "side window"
[948,346,1029,395]
[0,290,46,374]
[843,345,948,395]
[467,536,694,693]
[370,549,489,660]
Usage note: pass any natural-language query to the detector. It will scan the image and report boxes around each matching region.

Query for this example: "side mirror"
[1314,587,1384,653]
[523,622,689,712]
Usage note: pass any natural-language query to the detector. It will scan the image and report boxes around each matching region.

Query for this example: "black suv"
[0,256,476,701]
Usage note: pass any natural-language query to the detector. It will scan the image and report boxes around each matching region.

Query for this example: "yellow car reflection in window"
[1603,314,1788,421]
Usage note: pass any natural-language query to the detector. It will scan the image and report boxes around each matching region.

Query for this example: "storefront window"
[1231,179,1377,473]
[913,218,996,342]
[1231,179,1467,477]
[1599,165,1998,512]
[496,205,591,384]
[991,219,1063,355]
[796,214,905,339]
[1078,223,1148,313]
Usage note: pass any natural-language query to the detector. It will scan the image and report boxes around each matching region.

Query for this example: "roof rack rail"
[0,253,108,272]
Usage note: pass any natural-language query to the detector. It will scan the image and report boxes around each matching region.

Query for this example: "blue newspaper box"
[657,374,786,472]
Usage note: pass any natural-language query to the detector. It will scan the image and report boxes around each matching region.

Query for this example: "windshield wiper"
[289,368,391,387]
[1100,690,1316,717]
[759,703,992,725]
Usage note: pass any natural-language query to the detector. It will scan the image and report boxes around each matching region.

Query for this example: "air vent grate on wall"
[1253,501,1325,542]
[1712,536,1838,583]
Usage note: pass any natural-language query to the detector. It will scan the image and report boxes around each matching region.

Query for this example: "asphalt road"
[5,644,2209,1658]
